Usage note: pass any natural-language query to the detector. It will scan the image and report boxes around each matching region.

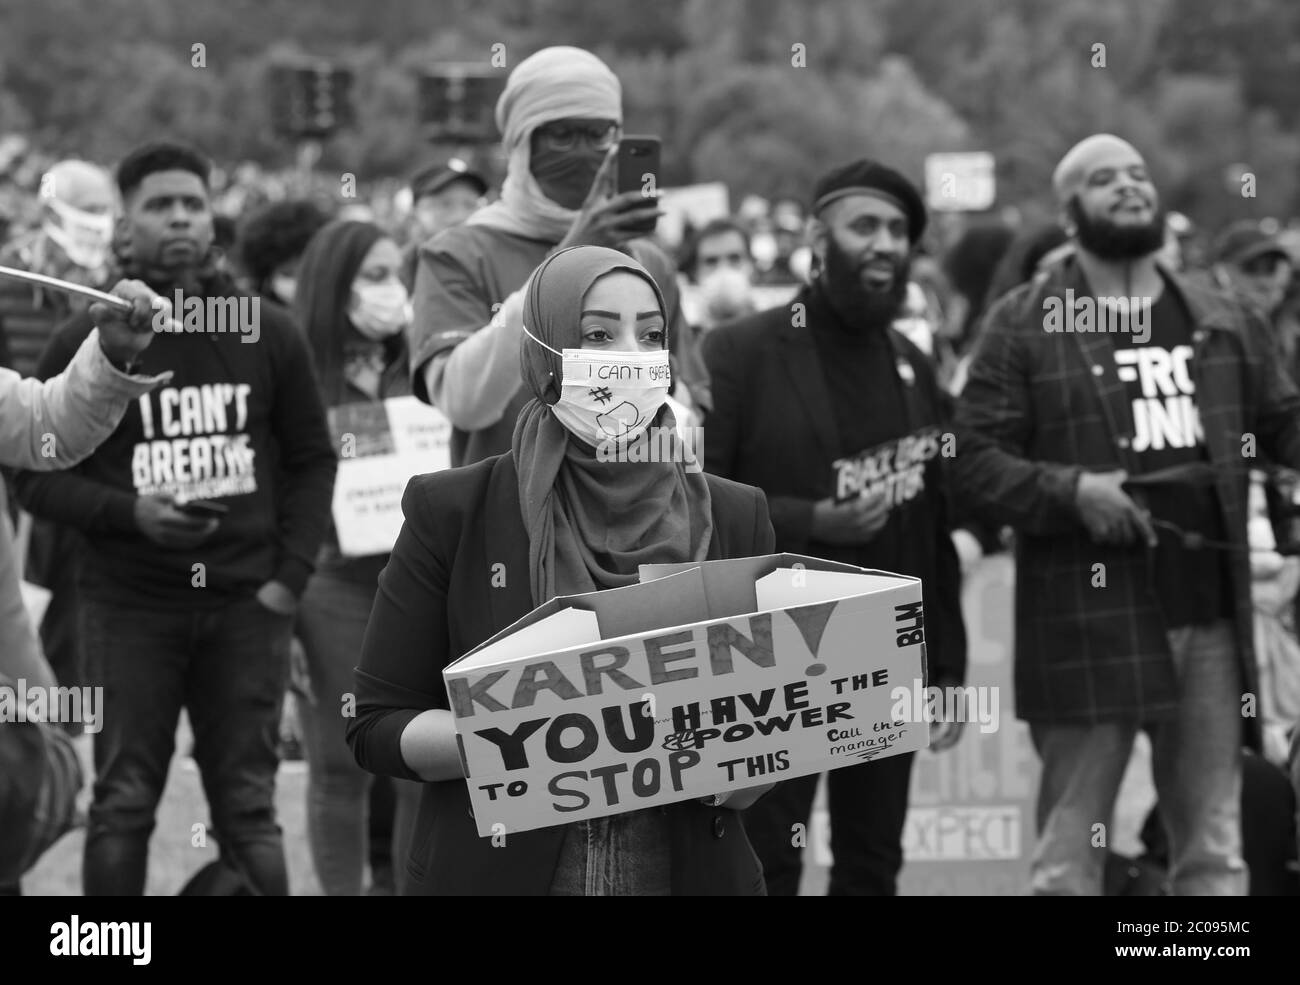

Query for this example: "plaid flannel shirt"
[953,256,1300,746]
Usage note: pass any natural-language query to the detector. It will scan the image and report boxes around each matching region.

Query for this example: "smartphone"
[615,136,662,237]
[616,135,661,196]
[175,499,229,518]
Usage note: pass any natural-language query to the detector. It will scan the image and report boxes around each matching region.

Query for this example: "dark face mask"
[529,142,604,210]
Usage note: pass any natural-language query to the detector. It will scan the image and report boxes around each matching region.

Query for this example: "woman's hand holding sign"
[811,489,891,544]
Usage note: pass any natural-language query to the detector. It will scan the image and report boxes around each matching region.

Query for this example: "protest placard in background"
[328,395,451,557]
[832,426,944,506]
[444,554,930,837]
[803,552,1039,894]
[897,552,1037,893]
[655,181,730,250]
[924,151,996,212]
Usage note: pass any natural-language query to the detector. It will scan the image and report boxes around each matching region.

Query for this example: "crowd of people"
[2,42,1299,897]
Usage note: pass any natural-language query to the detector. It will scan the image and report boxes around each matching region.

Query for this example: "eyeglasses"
[534,121,620,153]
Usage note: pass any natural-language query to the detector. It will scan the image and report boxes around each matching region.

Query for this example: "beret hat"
[811,158,927,242]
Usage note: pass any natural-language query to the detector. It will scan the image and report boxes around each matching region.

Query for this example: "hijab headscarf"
[467,46,622,242]
[512,246,713,605]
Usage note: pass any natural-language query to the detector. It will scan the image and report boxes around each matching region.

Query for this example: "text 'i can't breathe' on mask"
[525,325,671,445]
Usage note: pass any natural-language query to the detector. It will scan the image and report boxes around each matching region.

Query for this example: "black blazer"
[347,451,776,895]
[701,286,967,685]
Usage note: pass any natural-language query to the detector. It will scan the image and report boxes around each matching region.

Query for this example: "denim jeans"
[296,571,375,896]
[1030,618,1247,895]
[548,810,673,896]
[80,595,292,896]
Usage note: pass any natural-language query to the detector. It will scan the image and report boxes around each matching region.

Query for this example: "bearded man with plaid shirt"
[953,134,1300,896]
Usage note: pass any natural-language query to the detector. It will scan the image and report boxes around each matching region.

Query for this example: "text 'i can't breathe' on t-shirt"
[1110,285,1233,627]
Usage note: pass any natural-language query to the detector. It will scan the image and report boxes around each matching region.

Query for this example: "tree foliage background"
[1,0,1297,228]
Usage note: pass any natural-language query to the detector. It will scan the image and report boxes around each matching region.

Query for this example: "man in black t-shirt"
[1109,290,1235,626]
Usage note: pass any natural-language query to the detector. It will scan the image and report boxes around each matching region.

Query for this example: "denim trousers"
[296,570,377,896]
[80,594,292,896]
[548,809,673,896]
[1030,618,1247,895]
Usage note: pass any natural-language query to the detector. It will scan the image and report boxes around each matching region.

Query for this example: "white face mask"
[525,326,671,445]
[349,281,410,340]
[42,198,114,271]
[699,265,753,322]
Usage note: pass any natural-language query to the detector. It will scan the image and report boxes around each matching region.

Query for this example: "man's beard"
[818,237,909,332]
[1070,198,1166,261]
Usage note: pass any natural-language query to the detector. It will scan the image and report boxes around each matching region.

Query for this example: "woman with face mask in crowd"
[348,246,777,895]
[293,220,412,895]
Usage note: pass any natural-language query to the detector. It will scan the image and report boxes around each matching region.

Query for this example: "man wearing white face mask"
[681,217,758,333]
[0,160,119,717]
[0,160,117,378]
[408,45,706,468]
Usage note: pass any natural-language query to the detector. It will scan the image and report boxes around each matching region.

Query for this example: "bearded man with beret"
[702,158,969,895]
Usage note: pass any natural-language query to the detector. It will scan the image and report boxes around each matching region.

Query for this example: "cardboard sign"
[898,552,1038,894]
[329,396,452,557]
[443,553,930,837]
[656,182,730,249]
[924,152,996,212]
[832,426,944,505]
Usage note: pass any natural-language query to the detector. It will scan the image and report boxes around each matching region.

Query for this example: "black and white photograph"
[0,0,1295,962]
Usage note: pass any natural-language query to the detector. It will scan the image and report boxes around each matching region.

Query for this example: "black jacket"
[701,286,967,686]
[347,452,777,895]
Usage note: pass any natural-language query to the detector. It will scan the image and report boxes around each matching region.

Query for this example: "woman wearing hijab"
[407,45,711,471]
[293,220,414,895]
[348,246,776,895]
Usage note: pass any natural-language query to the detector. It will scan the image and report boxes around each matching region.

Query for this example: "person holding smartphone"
[407,45,709,470]
[349,246,775,895]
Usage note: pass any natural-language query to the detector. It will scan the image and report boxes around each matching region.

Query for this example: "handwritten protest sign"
[444,553,930,837]
[833,426,944,506]
[899,553,1037,893]
[328,396,451,557]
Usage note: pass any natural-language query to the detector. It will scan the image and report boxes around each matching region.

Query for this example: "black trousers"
[742,752,915,896]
